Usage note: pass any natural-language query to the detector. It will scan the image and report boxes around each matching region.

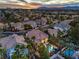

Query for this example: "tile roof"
[0,34,26,49]
[26,29,48,42]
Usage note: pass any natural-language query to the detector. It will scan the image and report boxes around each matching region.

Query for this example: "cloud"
[25,0,79,4]
[0,0,79,4]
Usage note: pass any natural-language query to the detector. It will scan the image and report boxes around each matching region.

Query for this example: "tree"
[24,24,32,30]
[0,48,6,59]
[59,15,65,21]
[3,12,20,23]
[31,36,35,42]
[47,18,53,24]
[59,21,79,48]
[12,44,28,59]
[38,44,50,59]
[69,24,79,46]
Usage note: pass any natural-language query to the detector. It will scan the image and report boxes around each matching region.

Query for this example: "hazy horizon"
[0,0,79,4]
[0,0,79,9]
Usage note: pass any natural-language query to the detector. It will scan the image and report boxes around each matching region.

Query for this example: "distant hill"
[33,2,79,10]
[38,4,79,11]
[0,3,79,10]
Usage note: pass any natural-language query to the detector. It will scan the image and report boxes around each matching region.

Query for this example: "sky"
[0,0,79,4]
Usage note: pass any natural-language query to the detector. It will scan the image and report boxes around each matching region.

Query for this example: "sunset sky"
[0,0,79,4]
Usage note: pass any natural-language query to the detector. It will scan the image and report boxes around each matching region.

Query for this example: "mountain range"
[0,2,79,10]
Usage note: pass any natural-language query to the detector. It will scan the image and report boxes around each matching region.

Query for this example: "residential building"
[48,29,58,37]
[35,17,47,26]
[0,23,4,29]
[23,21,37,28]
[26,29,48,43]
[10,22,24,31]
[41,17,47,25]
[23,17,29,22]
[0,34,27,49]
[53,20,72,32]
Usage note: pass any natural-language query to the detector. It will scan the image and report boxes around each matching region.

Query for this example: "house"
[10,22,24,31]
[53,20,72,32]
[48,29,58,37]
[50,54,65,59]
[41,17,47,25]
[0,23,4,29]
[23,17,29,22]
[53,20,59,24]
[35,17,47,26]
[23,21,37,28]
[26,29,48,43]
[72,15,79,19]
[4,23,9,28]
[0,34,27,49]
